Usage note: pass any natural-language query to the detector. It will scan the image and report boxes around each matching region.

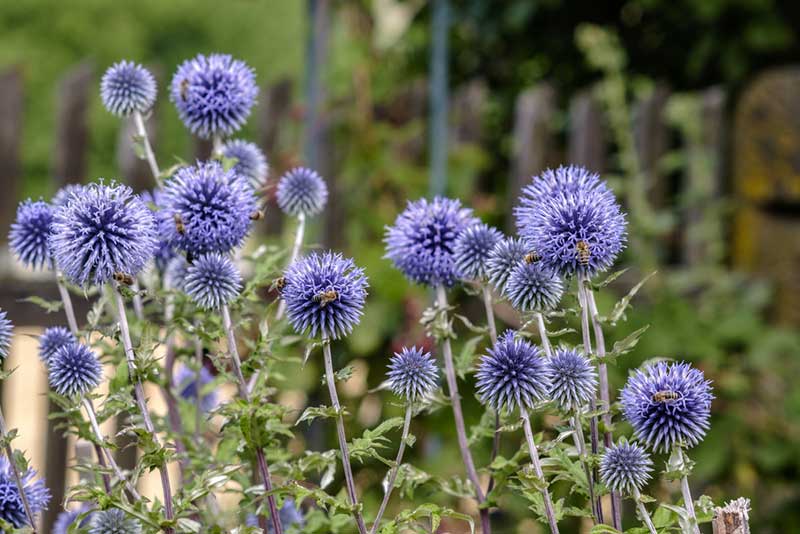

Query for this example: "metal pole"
[429,0,449,197]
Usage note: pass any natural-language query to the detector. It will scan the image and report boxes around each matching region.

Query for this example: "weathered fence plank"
[53,62,93,188]
[0,67,23,254]
[568,89,606,172]
[258,78,294,236]
[633,84,671,208]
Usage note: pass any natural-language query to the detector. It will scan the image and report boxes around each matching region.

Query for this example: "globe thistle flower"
[100,61,157,117]
[546,348,597,412]
[246,498,304,532]
[453,223,503,282]
[38,326,77,365]
[0,457,50,528]
[485,236,527,293]
[600,441,653,494]
[515,166,611,211]
[48,343,102,397]
[170,53,258,139]
[503,260,564,312]
[387,347,439,402]
[476,331,550,413]
[52,183,85,209]
[9,200,54,270]
[49,183,158,287]
[276,167,328,218]
[384,197,477,288]
[222,139,269,190]
[174,365,218,413]
[160,161,257,255]
[0,310,12,362]
[53,504,93,534]
[282,252,368,340]
[139,188,176,271]
[183,253,242,309]
[621,361,714,452]
[163,256,189,292]
[89,508,141,534]
[515,166,627,277]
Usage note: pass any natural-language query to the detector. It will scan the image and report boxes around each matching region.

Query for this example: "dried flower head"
[48,342,102,397]
[174,365,218,413]
[387,347,439,401]
[600,441,653,494]
[503,261,564,312]
[621,361,714,452]
[485,236,527,293]
[9,200,54,270]
[282,252,368,340]
[546,348,597,412]
[183,253,242,309]
[38,326,77,365]
[100,61,157,117]
[0,310,13,362]
[453,223,503,282]
[222,139,269,190]
[0,457,50,528]
[89,508,141,534]
[276,167,328,218]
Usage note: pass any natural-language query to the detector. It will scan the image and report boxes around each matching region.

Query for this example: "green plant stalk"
[675,446,701,534]
[82,398,140,499]
[520,409,559,534]
[369,404,412,534]
[631,486,658,534]
[55,271,79,335]
[0,407,37,532]
[482,284,501,500]
[133,110,161,187]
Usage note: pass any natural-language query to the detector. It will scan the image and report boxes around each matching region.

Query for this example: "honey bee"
[113,272,135,286]
[273,276,286,291]
[173,213,186,235]
[179,78,190,101]
[652,390,681,403]
[575,240,591,267]
[523,252,540,264]
[313,289,339,307]
[250,210,265,221]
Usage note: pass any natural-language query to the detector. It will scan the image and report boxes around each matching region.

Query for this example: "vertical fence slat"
[568,89,606,172]
[53,62,93,188]
[633,84,671,208]
[0,67,23,256]
[258,78,294,236]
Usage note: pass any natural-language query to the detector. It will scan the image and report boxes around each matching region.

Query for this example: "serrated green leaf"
[608,271,657,323]
[19,295,63,313]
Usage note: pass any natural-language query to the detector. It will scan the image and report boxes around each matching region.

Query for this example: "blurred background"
[0,0,799,532]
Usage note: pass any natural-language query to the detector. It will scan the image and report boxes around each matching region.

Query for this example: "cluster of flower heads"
[600,441,653,494]
[453,223,503,282]
[387,347,439,402]
[183,253,242,309]
[0,309,11,361]
[8,200,54,270]
[48,342,103,398]
[174,365,219,413]
[38,326,76,365]
[100,61,157,117]
[546,348,597,412]
[222,139,269,190]
[276,167,329,218]
[485,237,528,292]
[503,259,564,312]
[0,457,50,528]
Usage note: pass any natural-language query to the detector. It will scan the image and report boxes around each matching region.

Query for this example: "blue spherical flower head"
[276,167,328,218]
[282,252,368,340]
[183,253,242,310]
[503,259,564,312]
[174,365,218,413]
[49,183,158,287]
[100,61,157,117]
[0,456,50,528]
[170,53,258,139]
[600,441,653,494]
[161,161,257,255]
[485,237,527,293]
[453,223,503,282]
[621,361,714,453]
[222,139,269,190]
[384,197,478,288]
[53,504,93,534]
[52,183,85,209]
[515,166,610,212]
[546,347,597,412]
[140,188,176,271]
[89,508,141,534]
[48,343,102,397]
[0,310,12,362]
[246,498,304,532]
[39,326,77,365]
[387,347,439,402]
[9,200,54,270]
[476,330,550,413]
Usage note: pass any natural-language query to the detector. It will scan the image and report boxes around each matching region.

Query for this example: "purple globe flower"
[621,361,714,452]
[485,237,527,293]
[170,53,258,139]
[49,183,158,287]
[0,309,13,362]
[515,165,611,210]
[139,188,176,271]
[515,166,627,277]
[282,252,368,340]
[453,223,503,282]
[600,441,653,494]
[100,61,157,117]
[222,139,269,190]
[384,197,477,288]
[183,253,242,309]
[0,457,50,528]
[164,256,189,292]
[476,330,550,413]
[276,167,328,218]
[387,347,439,401]
[174,365,218,413]
[9,200,54,270]
[89,508,141,534]
[246,498,304,532]
[503,260,564,312]
[546,348,597,412]
[48,342,102,397]
[52,183,85,209]
[53,504,93,534]
[39,326,77,365]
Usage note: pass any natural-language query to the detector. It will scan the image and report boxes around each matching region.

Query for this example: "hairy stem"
[370,405,412,534]
[631,487,658,534]
[482,284,502,500]
[535,312,553,359]
[0,408,37,532]
[276,214,306,321]
[132,110,161,187]
[131,281,145,322]
[321,337,368,534]
[55,271,79,335]
[193,329,204,441]
[676,447,701,534]
[82,398,140,499]
[571,408,599,524]
[520,410,559,534]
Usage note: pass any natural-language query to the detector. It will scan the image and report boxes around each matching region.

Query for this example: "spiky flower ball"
[453,223,503,282]
[0,457,50,528]
[160,161,257,255]
[503,260,564,312]
[89,508,141,534]
[276,167,328,218]
[9,200,54,270]
[282,252,368,340]
[183,253,242,309]
[0,310,12,362]
[49,183,157,287]
[385,197,477,288]
[515,166,627,277]
[174,365,218,413]
[53,504,93,534]
[387,347,439,402]
[139,188,176,271]
[52,183,85,209]
[222,139,269,190]
[515,165,611,209]
[485,237,527,293]
[547,348,597,412]
[48,343,102,397]
[39,326,76,365]
[476,331,550,413]
[600,441,653,494]
[100,61,157,117]
[170,53,258,138]
[621,361,714,452]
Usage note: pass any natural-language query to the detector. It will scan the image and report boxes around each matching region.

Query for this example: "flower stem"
[631,487,658,534]
[481,284,502,501]
[369,405,412,534]
[212,134,223,158]
[535,312,553,359]
[131,281,145,322]
[220,304,283,534]
[435,285,491,534]
[571,408,599,524]
[82,398,140,499]
[0,407,37,532]
[520,409,559,534]
[193,328,204,442]
[55,271,79,335]
[676,447,701,534]
[132,110,161,187]
[276,214,306,321]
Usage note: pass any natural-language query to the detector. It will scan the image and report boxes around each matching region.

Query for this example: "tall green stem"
[82,398,140,499]
[132,110,161,187]
[369,405,412,534]
[675,447,701,534]
[520,409,559,534]
[0,407,36,532]
[631,487,658,534]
